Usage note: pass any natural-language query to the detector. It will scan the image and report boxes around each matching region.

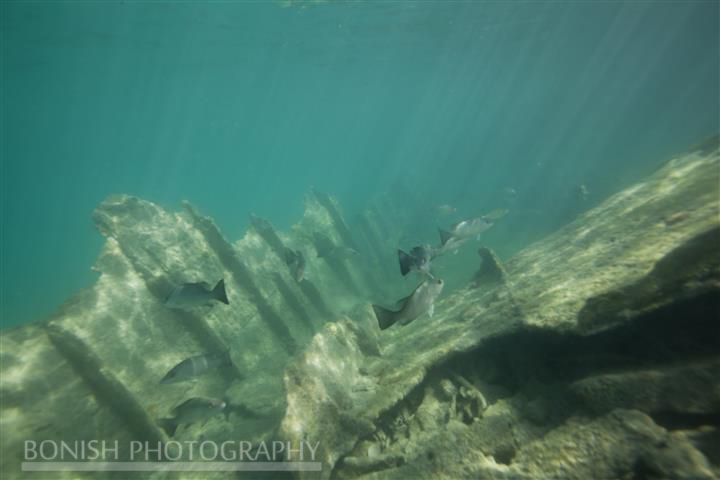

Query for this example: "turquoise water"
[2,1,718,329]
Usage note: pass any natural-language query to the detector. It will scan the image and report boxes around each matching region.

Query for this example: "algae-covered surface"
[280,145,720,479]
[1,140,718,479]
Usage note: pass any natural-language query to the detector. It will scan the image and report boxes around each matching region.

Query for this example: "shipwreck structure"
[1,137,719,479]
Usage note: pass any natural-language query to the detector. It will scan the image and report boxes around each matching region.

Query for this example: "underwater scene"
[1,1,719,479]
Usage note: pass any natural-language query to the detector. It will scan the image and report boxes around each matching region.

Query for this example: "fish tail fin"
[213,279,229,305]
[438,228,453,246]
[372,305,399,330]
[397,249,413,276]
[158,418,178,437]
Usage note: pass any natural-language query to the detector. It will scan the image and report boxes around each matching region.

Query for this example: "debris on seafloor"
[473,246,507,288]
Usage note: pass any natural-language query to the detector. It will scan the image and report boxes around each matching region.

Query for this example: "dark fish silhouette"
[284,248,306,282]
[397,244,435,277]
[160,351,233,384]
[158,397,226,436]
[165,279,229,309]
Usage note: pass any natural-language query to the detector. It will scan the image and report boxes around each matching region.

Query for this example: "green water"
[1,1,718,328]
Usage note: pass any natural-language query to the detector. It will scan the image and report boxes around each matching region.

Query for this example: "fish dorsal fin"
[397,280,426,307]
[438,228,453,246]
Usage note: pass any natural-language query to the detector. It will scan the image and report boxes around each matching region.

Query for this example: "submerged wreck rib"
[183,201,298,354]
[250,213,334,319]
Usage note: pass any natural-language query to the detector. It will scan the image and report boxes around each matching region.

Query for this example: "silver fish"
[483,208,509,221]
[435,234,470,256]
[160,351,233,384]
[165,279,229,309]
[576,184,589,201]
[436,214,497,256]
[158,397,226,436]
[444,217,493,241]
[372,277,444,330]
[434,204,456,216]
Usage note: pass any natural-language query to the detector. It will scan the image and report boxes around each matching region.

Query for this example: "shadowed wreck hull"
[1,140,719,479]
